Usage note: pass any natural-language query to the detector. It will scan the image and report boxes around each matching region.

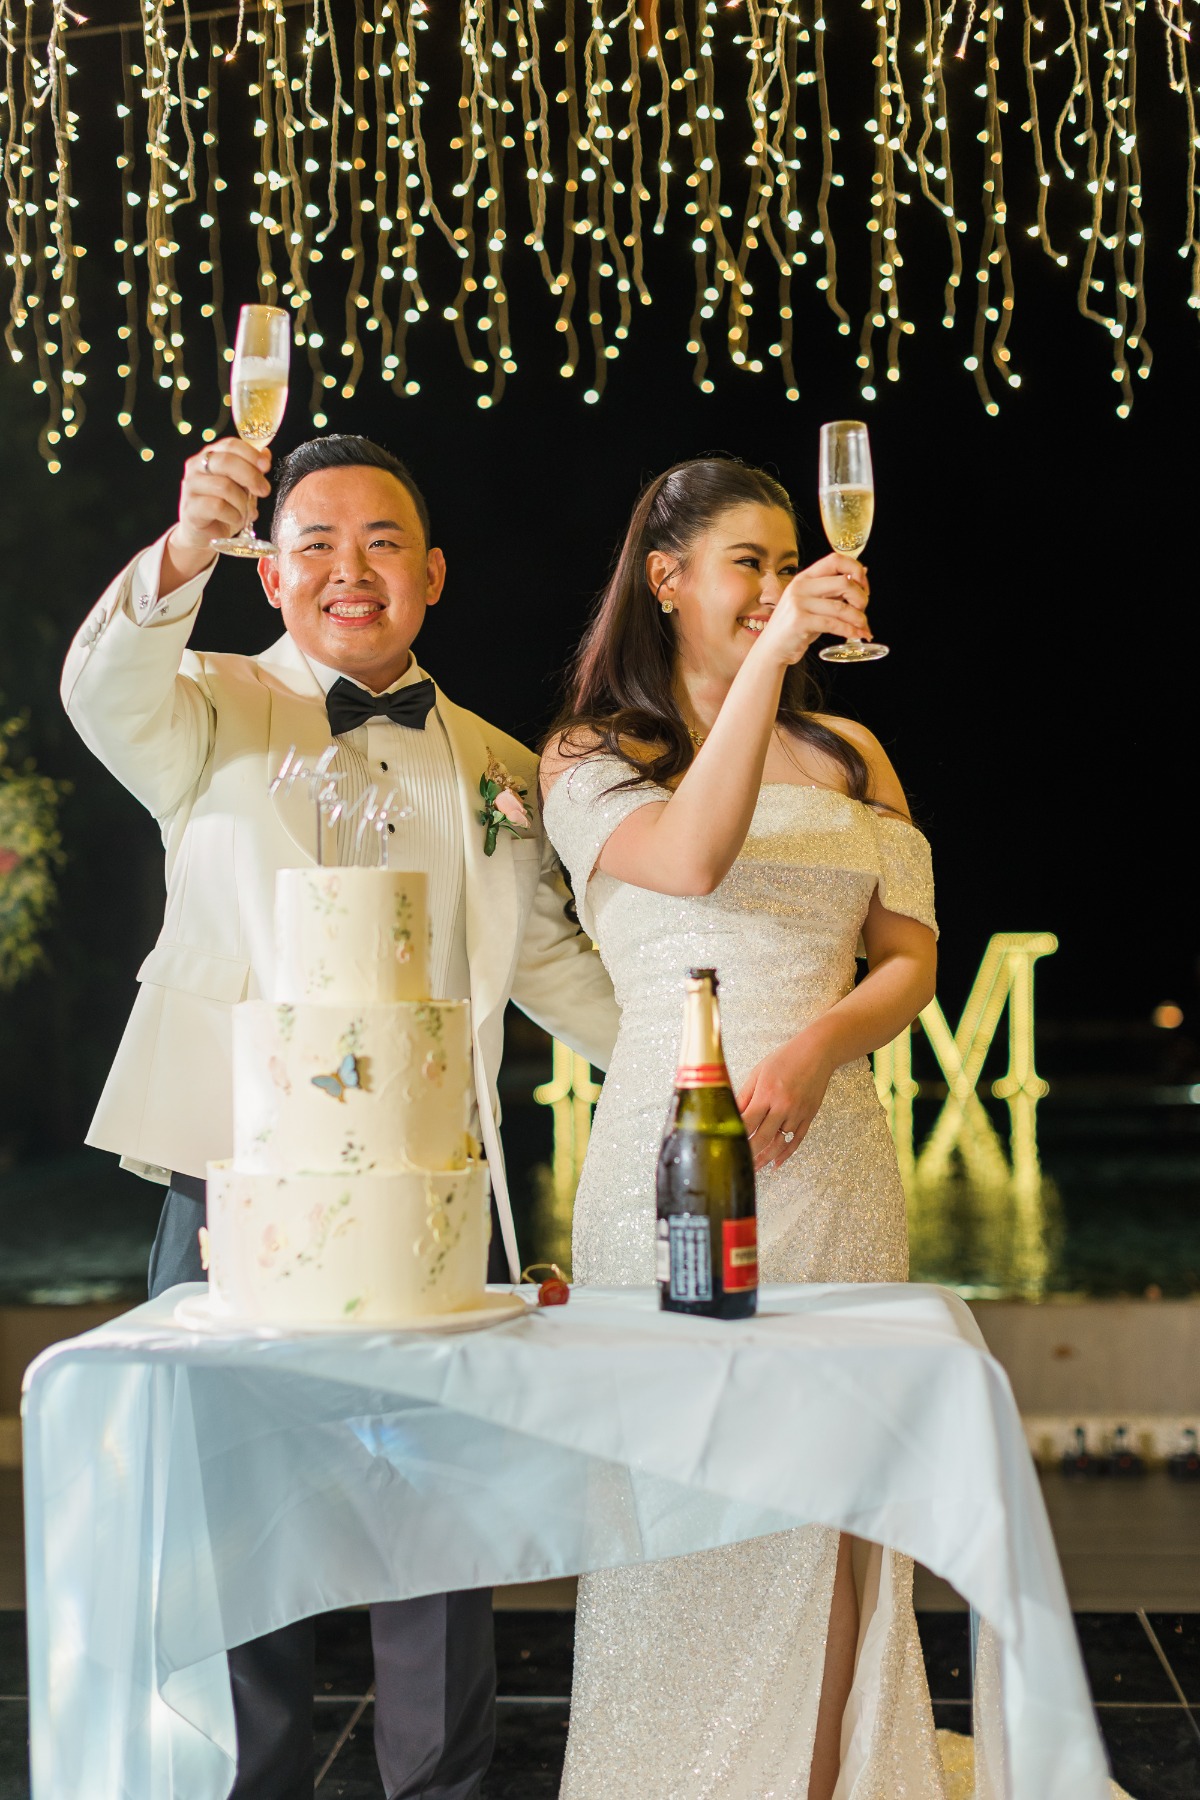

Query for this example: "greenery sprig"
[477,752,532,858]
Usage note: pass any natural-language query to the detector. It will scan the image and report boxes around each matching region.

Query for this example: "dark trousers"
[150,1179,497,1799]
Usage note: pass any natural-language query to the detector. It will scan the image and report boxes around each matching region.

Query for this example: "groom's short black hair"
[272,434,432,546]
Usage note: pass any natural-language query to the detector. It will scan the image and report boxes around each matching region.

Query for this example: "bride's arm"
[738,908,937,1173]
[539,552,871,898]
[736,729,937,1172]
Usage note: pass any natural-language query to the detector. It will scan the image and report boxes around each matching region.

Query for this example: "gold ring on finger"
[202,450,212,473]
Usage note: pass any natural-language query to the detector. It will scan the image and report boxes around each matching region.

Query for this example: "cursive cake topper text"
[270,747,414,867]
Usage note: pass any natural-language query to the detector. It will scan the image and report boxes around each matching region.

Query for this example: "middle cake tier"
[233,998,474,1173]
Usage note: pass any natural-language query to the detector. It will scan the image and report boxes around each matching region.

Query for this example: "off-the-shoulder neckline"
[547,762,927,837]
[755,784,924,835]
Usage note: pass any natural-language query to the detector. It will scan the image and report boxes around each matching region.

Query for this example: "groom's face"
[259,465,445,692]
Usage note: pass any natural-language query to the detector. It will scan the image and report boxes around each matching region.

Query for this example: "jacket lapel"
[256,634,336,865]
[435,687,519,1038]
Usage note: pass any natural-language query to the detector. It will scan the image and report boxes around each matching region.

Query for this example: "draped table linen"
[21,1281,1111,1799]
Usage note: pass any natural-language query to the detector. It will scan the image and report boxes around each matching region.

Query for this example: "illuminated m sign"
[874,932,1058,1195]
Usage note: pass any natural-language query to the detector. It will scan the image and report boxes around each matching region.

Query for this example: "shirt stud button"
[380,761,388,771]
[387,823,395,833]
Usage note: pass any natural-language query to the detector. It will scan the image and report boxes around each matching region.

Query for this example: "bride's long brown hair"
[543,457,872,797]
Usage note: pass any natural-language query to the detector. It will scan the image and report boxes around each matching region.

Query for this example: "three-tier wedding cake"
[204,867,491,1325]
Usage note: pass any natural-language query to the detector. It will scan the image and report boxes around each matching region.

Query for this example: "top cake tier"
[275,868,430,1005]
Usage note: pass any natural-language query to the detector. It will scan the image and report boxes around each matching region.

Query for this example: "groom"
[61,432,619,1799]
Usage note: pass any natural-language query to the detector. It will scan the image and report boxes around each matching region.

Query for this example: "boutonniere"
[478,751,532,856]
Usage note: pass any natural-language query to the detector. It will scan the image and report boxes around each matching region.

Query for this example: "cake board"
[173,1288,530,1336]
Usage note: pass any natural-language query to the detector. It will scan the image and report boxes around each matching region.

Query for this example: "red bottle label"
[722,1217,758,1291]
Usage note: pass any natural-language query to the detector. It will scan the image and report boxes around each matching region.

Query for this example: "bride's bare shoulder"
[538,728,660,802]
[811,714,911,820]
[811,712,883,758]
[538,728,598,799]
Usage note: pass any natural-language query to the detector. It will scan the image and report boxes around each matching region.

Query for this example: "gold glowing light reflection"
[2,0,1195,464]
[875,929,1060,1296]
[538,931,1059,1293]
[531,1037,601,1272]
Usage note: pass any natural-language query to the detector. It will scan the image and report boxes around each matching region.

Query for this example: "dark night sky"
[1,8,1197,1159]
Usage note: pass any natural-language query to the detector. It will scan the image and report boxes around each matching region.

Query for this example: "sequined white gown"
[543,756,947,1800]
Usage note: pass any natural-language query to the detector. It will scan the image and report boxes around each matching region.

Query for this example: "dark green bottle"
[656,968,758,1319]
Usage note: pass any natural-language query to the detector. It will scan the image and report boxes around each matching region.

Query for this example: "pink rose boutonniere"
[478,751,532,856]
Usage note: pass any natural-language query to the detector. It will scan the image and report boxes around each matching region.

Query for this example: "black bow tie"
[325,675,436,737]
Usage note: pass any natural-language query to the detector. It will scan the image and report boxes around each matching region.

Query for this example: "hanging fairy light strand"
[2,0,1197,469]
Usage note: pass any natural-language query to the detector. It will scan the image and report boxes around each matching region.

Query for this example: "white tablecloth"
[22,1281,1110,1799]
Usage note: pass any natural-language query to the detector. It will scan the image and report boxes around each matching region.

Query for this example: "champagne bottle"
[656,969,758,1319]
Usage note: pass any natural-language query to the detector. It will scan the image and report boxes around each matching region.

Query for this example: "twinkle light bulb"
[0,0,1173,467]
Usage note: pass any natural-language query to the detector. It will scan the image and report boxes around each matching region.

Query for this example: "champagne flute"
[210,303,291,557]
[817,420,889,663]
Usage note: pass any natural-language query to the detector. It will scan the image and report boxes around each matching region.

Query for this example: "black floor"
[2,1609,1199,1797]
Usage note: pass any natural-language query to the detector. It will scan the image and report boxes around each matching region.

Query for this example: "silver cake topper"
[270,747,413,866]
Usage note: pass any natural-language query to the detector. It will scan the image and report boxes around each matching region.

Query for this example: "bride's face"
[653,502,801,685]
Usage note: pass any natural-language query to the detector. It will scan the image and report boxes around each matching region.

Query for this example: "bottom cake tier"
[204,1159,491,1324]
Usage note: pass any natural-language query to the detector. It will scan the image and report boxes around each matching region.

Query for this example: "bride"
[539,457,945,1799]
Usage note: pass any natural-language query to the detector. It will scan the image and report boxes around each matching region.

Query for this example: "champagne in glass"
[817,419,889,663]
[211,304,291,558]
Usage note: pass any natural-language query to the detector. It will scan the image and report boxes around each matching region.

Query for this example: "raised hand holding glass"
[817,420,889,664]
[210,304,291,558]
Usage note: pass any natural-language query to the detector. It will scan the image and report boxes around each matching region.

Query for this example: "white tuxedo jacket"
[61,539,619,1278]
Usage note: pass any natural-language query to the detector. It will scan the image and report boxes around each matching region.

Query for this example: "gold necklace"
[689,722,782,753]
[689,723,826,791]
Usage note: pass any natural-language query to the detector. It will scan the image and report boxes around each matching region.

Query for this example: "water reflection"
[901,1113,1065,1300]
[876,932,1060,1297]
[528,1039,600,1275]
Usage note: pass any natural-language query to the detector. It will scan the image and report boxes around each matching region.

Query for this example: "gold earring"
[660,597,674,615]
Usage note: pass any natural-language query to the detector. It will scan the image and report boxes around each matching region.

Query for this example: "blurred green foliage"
[0,713,69,991]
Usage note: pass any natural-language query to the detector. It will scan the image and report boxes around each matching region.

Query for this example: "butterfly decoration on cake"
[311,1052,366,1102]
